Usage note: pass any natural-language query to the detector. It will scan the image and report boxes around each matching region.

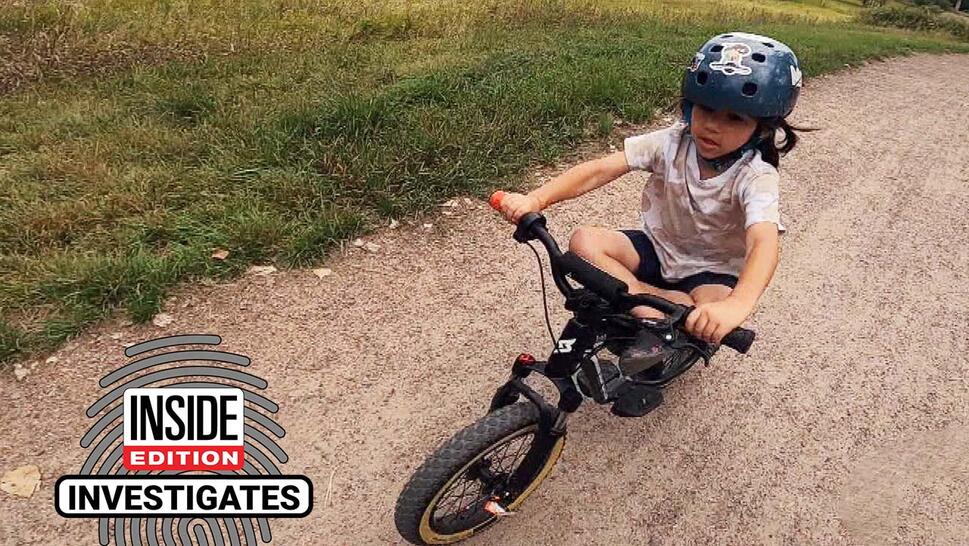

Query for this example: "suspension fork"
[489,356,569,438]
[489,318,598,428]
[487,357,571,508]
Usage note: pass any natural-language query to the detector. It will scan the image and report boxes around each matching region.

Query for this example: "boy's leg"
[689,284,733,305]
[568,226,694,318]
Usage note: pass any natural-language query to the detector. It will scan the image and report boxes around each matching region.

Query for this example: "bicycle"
[394,191,756,545]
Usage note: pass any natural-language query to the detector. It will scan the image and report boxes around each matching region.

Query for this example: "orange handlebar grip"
[489,191,506,211]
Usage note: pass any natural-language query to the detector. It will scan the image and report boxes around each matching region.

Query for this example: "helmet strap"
[694,127,764,174]
[696,141,755,173]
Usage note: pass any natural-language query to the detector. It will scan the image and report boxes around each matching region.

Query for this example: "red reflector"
[515,353,536,365]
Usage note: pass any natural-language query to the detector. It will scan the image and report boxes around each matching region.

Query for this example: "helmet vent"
[762,42,775,48]
[752,53,766,62]
[722,34,734,38]
[742,82,758,96]
[696,71,709,85]
[711,44,723,52]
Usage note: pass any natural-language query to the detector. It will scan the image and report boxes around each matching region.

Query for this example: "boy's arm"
[528,151,630,208]
[685,222,779,343]
[730,221,780,314]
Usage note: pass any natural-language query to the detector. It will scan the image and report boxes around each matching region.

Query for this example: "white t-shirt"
[623,121,784,281]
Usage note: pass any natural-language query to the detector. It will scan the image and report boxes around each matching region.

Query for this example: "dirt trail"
[2,54,969,545]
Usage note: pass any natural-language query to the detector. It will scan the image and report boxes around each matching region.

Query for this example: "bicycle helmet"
[682,32,802,120]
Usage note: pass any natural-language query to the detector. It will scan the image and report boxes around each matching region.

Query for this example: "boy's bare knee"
[690,284,733,305]
[568,225,603,258]
[658,287,696,307]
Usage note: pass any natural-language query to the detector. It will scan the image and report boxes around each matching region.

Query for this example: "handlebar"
[489,191,755,354]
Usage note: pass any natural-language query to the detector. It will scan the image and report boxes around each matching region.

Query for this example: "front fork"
[488,357,571,438]
[489,318,603,436]
[484,354,572,512]
[481,319,612,511]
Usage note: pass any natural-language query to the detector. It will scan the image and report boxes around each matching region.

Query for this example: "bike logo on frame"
[555,339,577,354]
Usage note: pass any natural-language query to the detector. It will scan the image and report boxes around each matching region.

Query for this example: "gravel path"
[2,53,968,545]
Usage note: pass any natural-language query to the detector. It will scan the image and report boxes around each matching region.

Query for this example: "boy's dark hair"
[754,117,806,168]
[679,98,814,169]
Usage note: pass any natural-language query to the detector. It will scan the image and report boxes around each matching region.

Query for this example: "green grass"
[861,3,969,41]
[1,0,967,364]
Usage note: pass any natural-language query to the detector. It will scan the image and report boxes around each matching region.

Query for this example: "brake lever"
[667,305,716,366]
[669,336,714,367]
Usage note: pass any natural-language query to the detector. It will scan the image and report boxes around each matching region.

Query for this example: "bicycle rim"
[417,425,565,544]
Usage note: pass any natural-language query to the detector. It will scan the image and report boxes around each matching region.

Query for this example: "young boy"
[496,32,803,365]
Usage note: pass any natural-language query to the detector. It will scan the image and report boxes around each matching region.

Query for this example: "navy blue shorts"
[620,230,738,294]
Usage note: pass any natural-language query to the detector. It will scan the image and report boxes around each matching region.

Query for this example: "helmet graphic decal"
[790,65,803,88]
[709,43,752,76]
[689,53,705,73]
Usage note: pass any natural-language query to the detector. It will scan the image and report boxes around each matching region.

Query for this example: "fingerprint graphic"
[78,335,289,546]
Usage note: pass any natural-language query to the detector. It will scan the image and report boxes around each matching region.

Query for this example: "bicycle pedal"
[610,384,663,418]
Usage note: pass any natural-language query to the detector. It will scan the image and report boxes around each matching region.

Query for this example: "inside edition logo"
[54,334,312,545]
[123,388,244,471]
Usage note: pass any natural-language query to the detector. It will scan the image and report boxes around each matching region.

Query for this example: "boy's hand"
[498,192,543,224]
[684,297,752,344]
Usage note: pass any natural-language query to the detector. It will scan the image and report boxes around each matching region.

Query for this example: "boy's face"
[690,103,758,159]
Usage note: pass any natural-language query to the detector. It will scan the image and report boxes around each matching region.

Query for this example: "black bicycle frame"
[488,211,753,434]
[487,287,639,434]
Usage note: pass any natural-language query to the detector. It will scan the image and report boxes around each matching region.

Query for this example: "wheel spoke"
[451,479,474,511]
[508,435,533,469]
[435,488,463,513]
[487,443,513,471]
[434,477,473,518]
[439,477,469,507]
[495,435,531,476]
[436,478,467,507]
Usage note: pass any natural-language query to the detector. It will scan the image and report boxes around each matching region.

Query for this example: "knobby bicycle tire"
[394,403,565,545]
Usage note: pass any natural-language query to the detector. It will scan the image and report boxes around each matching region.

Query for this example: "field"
[2,0,967,363]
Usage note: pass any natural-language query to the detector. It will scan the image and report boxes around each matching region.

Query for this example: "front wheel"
[394,403,566,545]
